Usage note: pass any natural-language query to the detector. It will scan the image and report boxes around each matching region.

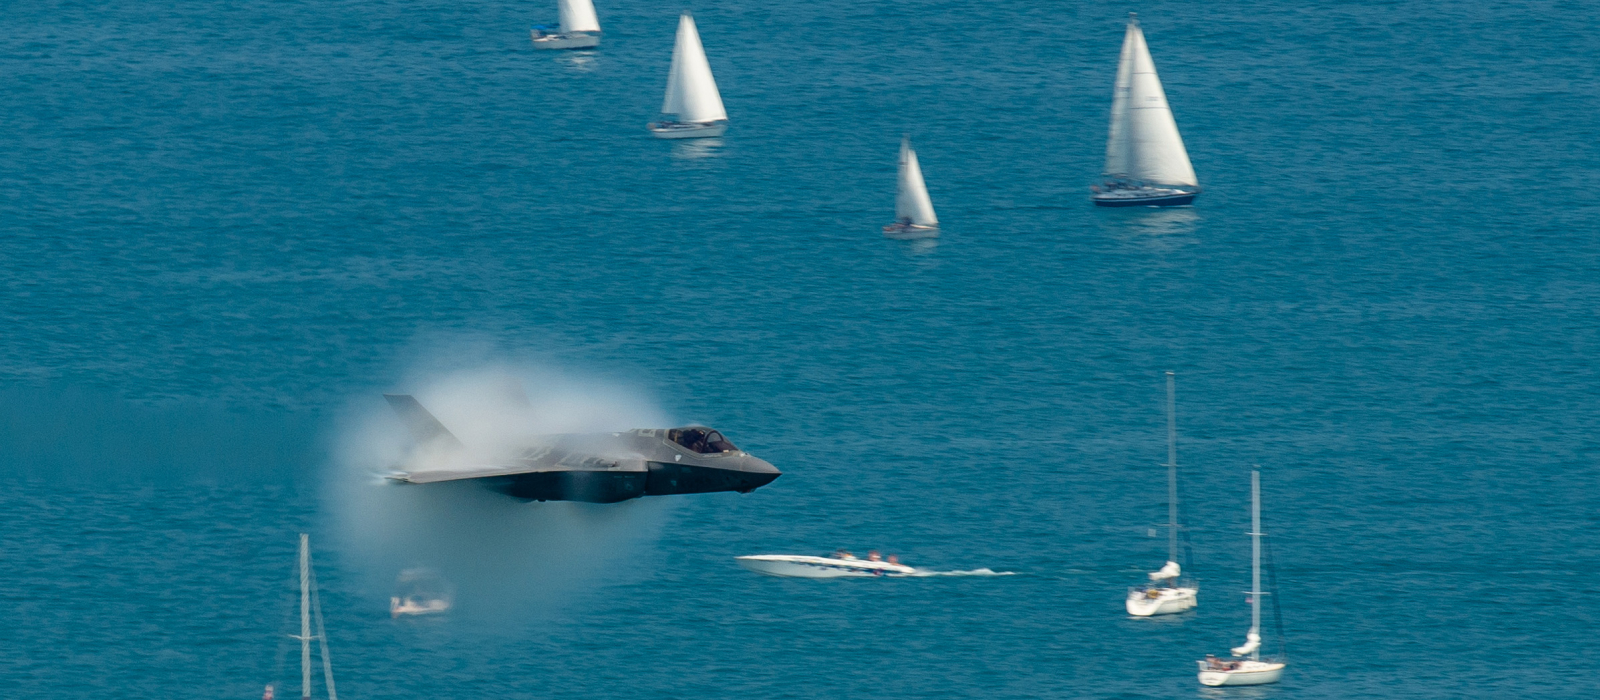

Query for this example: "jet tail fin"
[383,394,465,450]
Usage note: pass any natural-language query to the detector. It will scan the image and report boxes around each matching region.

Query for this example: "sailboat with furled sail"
[1126,371,1197,616]
[261,534,339,700]
[884,136,938,236]
[648,12,728,139]
[530,0,601,50]
[1093,14,1200,207]
[1198,470,1287,686]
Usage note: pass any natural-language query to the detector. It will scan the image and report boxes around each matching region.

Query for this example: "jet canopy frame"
[667,426,738,454]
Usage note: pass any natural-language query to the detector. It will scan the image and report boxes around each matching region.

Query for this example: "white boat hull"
[737,555,914,578]
[1125,586,1197,616]
[649,121,727,139]
[390,596,451,617]
[1091,186,1197,207]
[531,31,600,50]
[883,222,938,237]
[1197,661,1285,686]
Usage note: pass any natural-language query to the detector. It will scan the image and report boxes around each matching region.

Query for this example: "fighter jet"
[381,394,781,503]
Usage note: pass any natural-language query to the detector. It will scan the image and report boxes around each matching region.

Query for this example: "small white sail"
[1231,629,1261,657]
[894,136,938,226]
[1148,560,1181,581]
[557,0,600,34]
[661,13,727,124]
[1103,15,1197,188]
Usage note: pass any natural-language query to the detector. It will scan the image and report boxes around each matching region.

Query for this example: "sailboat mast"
[299,533,312,700]
[1166,371,1177,564]
[1250,470,1262,662]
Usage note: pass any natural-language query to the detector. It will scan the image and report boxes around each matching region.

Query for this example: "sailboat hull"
[1092,191,1196,207]
[1197,662,1285,686]
[1125,586,1197,616]
[882,222,938,237]
[531,31,600,49]
[649,121,728,139]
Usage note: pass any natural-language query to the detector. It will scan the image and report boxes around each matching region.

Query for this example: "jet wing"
[387,445,646,484]
[388,464,546,484]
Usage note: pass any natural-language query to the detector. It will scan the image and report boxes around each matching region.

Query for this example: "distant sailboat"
[1093,14,1200,207]
[263,534,338,700]
[1126,371,1197,616]
[1197,470,1287,686]
[531,0,601,50]
[883,136,939,236]
[648,12,728,139]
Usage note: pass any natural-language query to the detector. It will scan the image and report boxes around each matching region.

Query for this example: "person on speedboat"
[867,551,882,562]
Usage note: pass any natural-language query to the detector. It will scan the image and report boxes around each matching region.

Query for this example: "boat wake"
[902,568,1016,578]
[736,554,1015,579]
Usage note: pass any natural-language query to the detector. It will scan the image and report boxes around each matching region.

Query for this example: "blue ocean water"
[3,0,1599,697]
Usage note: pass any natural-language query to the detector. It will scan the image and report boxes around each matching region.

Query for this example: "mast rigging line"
[1262,525,1289,661]
[310,556,339,700]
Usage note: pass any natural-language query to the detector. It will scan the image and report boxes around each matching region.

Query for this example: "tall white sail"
[895,136,938,226]
[1104,20,1137,180]
[557,0,600,34]
[1103,15,1197,188]
[660,13,727,123]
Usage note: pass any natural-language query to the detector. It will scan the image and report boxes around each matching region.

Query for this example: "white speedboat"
[737,552,915,578]
[883,135,939,236]
[530,0,601,50]
[1126,372,1198,617]
[1093,14,1200,207]
[389,566,454,617]
[1197,470,1288,686]
[648,13,728,139]
[390,596,450,617]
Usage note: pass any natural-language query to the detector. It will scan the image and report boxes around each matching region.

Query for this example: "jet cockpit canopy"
[668,426,738,454]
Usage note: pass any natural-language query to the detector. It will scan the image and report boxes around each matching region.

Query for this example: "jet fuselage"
[472,429,781,503]
[383,394,780,504]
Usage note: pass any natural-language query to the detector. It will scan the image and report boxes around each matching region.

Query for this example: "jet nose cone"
[738,456,780,492]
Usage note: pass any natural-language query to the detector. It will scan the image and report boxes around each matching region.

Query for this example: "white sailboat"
[883,136,939,236]
[1093,14,1200,207]
[263,534,339,700]
[648,12,728,139]
[1126,371,1198,616]
[531,0,601,50]
[1198,470,1287,686]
